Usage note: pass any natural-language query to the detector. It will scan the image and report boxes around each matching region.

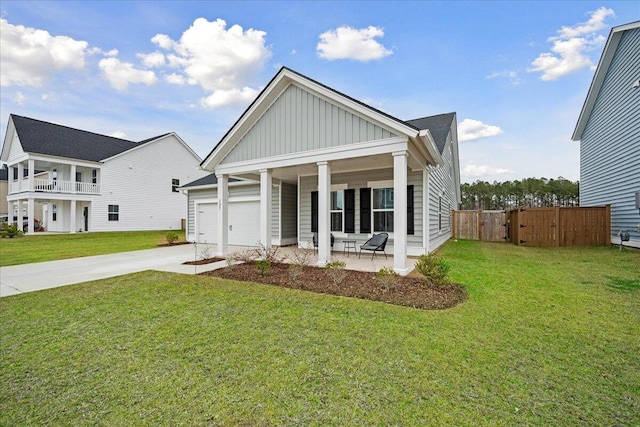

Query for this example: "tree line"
[460,177,579,210]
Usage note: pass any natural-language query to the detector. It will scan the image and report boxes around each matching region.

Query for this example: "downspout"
[424,164,439,254]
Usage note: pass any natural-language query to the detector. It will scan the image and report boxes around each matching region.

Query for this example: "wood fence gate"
[507,206,611,247]
[452,210,507,242]
[453,206,611,247]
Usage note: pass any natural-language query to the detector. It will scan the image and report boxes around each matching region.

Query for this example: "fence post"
[477,209,482,241]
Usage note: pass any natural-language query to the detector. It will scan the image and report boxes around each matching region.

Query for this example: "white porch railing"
[8,178,101,195]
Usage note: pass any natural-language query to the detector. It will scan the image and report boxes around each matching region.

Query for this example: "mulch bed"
[157,241,192,247]
[183,257,226,265]
[202,261,467,310]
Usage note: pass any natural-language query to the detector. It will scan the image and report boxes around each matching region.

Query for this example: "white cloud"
[458,119,504,142]
[317,25,392,61]
[200,87,260,108]
[98,57,157,91]
[147,17,270,108]
[110,131,128,139]
[0,18,89,87]
[138,51,166,68]
[529,7,614,81]
[462,163,513,179]
[486,70,521,85]
[13,92,27,105]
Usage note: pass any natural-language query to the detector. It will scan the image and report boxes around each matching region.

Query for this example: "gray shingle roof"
[11,114,143,162]
[181,173,240,188]
[405,113,455,155]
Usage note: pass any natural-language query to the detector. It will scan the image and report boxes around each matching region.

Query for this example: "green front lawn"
[1,241,638,425]
[0,230,185,266]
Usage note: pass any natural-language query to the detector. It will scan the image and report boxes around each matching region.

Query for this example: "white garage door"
[196,201,261,246]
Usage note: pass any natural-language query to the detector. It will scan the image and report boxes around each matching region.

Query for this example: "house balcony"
[9,179,101,195]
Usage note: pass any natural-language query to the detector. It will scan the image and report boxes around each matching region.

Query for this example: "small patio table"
[342,240,357,257]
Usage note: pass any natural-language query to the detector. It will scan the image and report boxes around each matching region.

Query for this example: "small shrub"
[255,259,271,277]
[285,245,313,267]
[415,253,450,285]
[289,264,304,281]
[199,244,213,261]
[2,223,23,238]
[254,241,281,262]
[166,231,180,245]
[376,266,399,291]
[325,260,347,285]
[227,249,256,264]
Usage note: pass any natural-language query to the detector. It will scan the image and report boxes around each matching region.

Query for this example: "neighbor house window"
[372,187,394,232]
[172,178,180,192]
[108,204,119,221]
[330,190,344,232]
[92,170,97,184]
[52,204,57,222]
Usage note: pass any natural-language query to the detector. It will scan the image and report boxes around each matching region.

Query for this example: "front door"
[83,206,89,231]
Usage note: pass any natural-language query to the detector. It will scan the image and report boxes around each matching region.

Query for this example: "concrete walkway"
[0,244,225,298]
[0,243,416,298]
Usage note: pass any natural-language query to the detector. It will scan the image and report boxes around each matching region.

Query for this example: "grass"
[0,230,186,266]
[1,240,639,426]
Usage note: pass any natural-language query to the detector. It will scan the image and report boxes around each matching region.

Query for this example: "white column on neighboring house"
[260,169,272,253]
[28,159,34,192]
[70,200,77,234]
[216,174,229,256]
[27,198,35,234]
[70,164,77,193]
[17,200,24,226]
[9,166,15,194]
[317,161,331,266]
[17,162,24,191]
[393,151,408,275]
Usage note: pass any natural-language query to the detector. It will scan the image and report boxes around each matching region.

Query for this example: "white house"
[1,115,208,233]
[183,67,461,274]
[572,21,640,248]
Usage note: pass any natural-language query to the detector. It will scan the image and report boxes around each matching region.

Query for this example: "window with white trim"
[108,204,119,221]
[373,187,394,232]
[330,190,344,232]
[52,204,57,222]
[172,178,180,192]
[92,170,97,184]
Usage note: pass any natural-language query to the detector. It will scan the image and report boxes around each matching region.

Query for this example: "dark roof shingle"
[11,115,142,162]
[181,173,240,188]
[405,112,456,155]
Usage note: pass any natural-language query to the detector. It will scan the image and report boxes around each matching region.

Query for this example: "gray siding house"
[572,21,640,248]
[185,67,460,274]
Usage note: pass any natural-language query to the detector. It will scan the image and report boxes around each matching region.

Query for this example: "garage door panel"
[196,201,260,246]
[197,203,217,244]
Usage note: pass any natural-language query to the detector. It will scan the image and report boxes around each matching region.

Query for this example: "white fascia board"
[7,192,94,202]
[417,129,443,165]
[27,153,103,168]
[0,117,17,161]
[572,22,640,140]
[214,136,409,176]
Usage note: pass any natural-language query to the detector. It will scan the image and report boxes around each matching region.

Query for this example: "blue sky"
[1,1,638,183]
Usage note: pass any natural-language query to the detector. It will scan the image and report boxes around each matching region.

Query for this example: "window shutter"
[311,191,318,232]
[360,188,371,234]
[344,189,355,233]
[407,185,414,235]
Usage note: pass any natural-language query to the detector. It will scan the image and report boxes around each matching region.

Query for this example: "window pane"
[373,189,382,209]
[331,191,343,210]
[373,211,394,232]
[331,212,342,232]
[373,188,394,209]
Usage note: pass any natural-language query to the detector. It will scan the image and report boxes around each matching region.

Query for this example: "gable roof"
[9,114,144,162]
[406,113,456,155]
[201,66,444,170]
[572,21,640,141]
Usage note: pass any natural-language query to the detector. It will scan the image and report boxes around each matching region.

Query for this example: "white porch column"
[27,198,35,234]
[260,169,272,253]
[70,164,77,193]
[28,159,35,192]
[17,200,24,225]
[70,200,77,234]
[216,174,229,256]
[317,161,331,266]
[17,163,24,191]
[9,166,15,194]
[393,151,408,275]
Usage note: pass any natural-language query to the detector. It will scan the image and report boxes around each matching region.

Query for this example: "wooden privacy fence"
[508,205,611,247]
[453,206,611,247]
[453,210,507,242]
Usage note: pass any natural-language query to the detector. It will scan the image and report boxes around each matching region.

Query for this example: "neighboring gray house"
[572,21,640,248]
[183,67,461,274]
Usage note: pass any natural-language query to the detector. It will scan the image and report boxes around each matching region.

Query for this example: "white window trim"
[367,180,394,189]
[372,186,394,234]
[330,189,345,234]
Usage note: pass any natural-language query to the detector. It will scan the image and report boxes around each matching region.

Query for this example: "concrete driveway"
[0,244,225,298]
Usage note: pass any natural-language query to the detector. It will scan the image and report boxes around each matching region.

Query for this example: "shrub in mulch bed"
[202,261,467,310]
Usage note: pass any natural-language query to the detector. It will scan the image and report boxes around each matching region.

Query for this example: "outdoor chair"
[359,232,389,260]
[312,232,334,253]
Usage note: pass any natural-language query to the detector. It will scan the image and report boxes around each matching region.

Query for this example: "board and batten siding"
[428,136,458,251]
[580,26,640,246]
[299,168,423,253]
[221,84,399,164]
[92,135,207,232]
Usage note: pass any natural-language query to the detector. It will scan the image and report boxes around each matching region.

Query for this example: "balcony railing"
[9,179,100,195]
